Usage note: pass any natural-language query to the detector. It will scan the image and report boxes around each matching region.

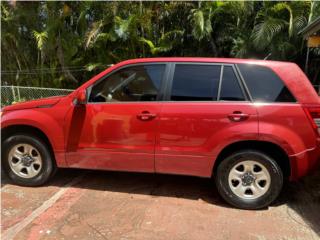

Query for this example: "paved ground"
[1,168,320,240]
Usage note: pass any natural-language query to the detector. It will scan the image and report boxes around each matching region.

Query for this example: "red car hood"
[3,96,63,111]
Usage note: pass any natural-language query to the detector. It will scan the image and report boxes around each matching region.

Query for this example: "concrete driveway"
[1,168,320,240]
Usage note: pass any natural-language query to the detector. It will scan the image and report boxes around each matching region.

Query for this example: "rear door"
[155,63,259,177]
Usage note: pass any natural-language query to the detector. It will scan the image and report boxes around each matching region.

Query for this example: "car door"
[65,63,168,172]
[155,63,259,177]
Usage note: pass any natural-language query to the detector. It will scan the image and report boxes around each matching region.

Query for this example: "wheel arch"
[213,140,291,179]
[2,124,55,159]
[1,124,53,152]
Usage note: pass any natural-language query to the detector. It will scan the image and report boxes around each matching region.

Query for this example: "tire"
[1,134,56,186]
[215,150,283,210]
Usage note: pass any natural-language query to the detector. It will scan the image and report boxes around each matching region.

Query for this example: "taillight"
[303,106,320,135]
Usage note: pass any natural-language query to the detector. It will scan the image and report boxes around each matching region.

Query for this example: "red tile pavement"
[1,169,320,240]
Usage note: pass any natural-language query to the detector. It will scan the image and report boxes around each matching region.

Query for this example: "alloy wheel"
[8,143,42,178]
[228,160,271,200]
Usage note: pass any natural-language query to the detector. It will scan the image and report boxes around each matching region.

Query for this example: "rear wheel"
[215,150,283,210]
[2,134,56,186]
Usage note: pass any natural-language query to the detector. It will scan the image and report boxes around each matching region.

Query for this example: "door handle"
[137,111,157,121]
[228,112,249,122]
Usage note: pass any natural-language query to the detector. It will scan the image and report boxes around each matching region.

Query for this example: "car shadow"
[1,168,320,236]
[1,168,230,208]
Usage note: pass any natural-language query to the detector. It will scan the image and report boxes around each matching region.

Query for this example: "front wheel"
[215,150,283,210]
[2,134,56,186]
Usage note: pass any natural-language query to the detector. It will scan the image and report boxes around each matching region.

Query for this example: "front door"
[66,63,167,172]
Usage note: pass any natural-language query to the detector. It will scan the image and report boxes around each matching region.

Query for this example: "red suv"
[2,58,320,209]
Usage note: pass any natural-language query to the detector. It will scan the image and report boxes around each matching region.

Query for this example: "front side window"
[170,64,221,101]
[89,64,165,102]
[238,64,296,102]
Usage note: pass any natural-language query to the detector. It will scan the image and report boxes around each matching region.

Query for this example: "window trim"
[164,62,249,103]
[86,62,170,104]
[218,65,248,102]
[216,65,224,101]
[233,64,252,101]
[85,61,297,105]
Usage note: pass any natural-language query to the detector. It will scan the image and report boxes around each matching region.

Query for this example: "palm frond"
[85,63,104,71]
[293,15,307,34]
[139,37,156,54]
[272,3,293,37]
[189,8,212,41]
[140,37,171,54]
[1,4,13,22]
[32,30,48,51]
[309,1,320,22]
[161,30,184,42]
[84,20,104,49]
[231,37,249,58]
[140,30,183,55]
[251,18,286,50]
[114,15,135,41]
[96,32,117,43]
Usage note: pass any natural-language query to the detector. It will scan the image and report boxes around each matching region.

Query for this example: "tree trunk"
[56,32,78,84]
[209,38,218,57]
[314,67,320,95]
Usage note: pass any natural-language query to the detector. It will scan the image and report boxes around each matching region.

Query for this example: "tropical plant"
[1,1,319,89]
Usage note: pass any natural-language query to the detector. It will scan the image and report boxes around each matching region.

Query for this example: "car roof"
[118,57,289,68]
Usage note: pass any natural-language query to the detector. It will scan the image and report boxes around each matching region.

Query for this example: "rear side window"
[171,64,221,101]
[238,64,296,102]
[220,66,245,101]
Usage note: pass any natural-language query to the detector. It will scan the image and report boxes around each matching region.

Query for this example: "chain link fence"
[1,86,74,107]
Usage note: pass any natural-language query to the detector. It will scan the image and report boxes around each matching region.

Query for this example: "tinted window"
[89,64,165,102]
[171,64,221,101]
[238,64,296,102]
[220,66,245,101]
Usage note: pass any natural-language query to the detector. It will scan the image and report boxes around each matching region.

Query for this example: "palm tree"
[251,1,310,60]
[1,1,319,88]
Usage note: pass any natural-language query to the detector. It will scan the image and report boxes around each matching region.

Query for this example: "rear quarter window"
[237,64,296,103]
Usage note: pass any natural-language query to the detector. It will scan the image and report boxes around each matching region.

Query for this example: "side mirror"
[75,90,87,105]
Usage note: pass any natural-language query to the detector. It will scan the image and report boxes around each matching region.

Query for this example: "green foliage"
[189,8,212,41]
[252,17,287,50]
[33,30,48,51]
[84,20,104,49]
[140,30,184,55]
[1,1,319,89]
